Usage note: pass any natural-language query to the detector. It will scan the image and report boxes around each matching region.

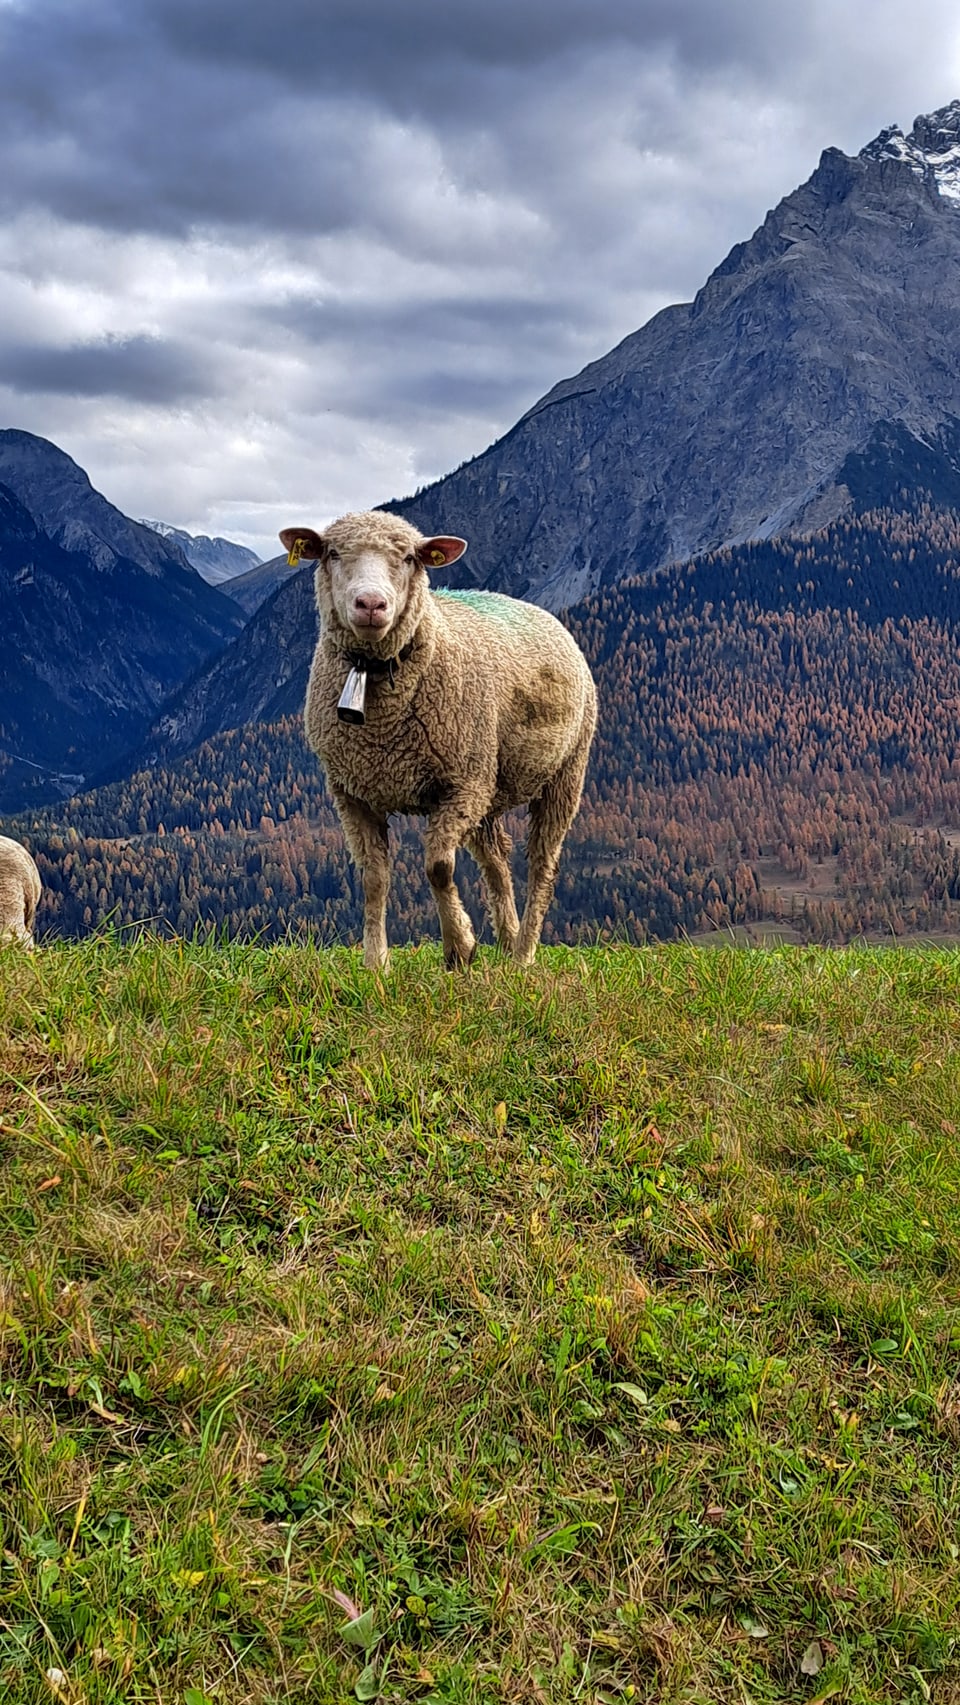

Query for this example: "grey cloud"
[1,0,954,246]
[151,0,779,92]
[263,292,580,357]
[254,289,603,423]
[0,334,218,403]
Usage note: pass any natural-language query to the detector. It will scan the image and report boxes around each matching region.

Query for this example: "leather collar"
[344,638,415,685]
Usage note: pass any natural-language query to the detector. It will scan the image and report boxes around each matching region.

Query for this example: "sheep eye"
[404,553,416,566]
[327,549,340,562]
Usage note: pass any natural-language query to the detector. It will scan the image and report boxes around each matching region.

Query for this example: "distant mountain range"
[140,519,262,585]
[0,431,243,811]
[139,520,299,613]
[4,101,960,819]
[115,100,960,774]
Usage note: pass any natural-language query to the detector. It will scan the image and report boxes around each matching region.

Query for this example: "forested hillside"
[10,506,960,945]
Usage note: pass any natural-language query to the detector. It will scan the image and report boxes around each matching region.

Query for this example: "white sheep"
[280,510,598,970]
[0,835,42,949]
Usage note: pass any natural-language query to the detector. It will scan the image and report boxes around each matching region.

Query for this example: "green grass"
[1,939,959,1704]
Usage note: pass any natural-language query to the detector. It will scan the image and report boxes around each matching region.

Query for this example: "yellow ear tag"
[287,537,306,567]
[429,549,446,566]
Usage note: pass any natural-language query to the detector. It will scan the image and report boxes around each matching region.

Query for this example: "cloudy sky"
[1,0,959,560]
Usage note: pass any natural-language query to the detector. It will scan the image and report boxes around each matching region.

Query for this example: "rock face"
[82,102,960,767]
[0,435,243,811]
[141,519,261,585]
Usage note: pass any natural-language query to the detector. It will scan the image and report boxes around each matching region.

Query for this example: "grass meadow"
[1,938,959,1703]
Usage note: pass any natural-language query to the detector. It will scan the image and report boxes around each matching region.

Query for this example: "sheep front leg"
[424,809,477,970]
[332,790,391,970]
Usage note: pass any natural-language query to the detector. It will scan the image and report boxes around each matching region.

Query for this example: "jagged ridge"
[861,99,960,204]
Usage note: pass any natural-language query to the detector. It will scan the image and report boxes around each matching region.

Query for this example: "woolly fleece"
[0,835,41,948]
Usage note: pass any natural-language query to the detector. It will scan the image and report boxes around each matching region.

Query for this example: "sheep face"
[328,544,414,642]
[280,514,466,650]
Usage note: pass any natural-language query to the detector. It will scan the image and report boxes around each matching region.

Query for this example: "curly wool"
[322,510,427,560]
[0,836,41,948]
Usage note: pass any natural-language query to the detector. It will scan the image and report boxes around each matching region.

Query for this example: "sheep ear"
[418,535,467,568]
[279,527,326,565]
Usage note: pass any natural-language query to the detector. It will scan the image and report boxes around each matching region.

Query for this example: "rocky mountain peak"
[861,99,960,204]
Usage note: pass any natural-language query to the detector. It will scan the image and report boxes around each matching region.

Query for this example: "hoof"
[444,941,477,971]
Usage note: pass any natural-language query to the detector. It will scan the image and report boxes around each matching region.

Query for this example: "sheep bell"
[337,664,368,724]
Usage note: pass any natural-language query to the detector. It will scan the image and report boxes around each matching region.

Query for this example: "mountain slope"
[222,550,302,615]
[95,563,317,780]
[0,438,244,810]
[0,430,201,580]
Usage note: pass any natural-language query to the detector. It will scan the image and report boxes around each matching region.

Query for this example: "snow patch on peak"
[861,100,960,205]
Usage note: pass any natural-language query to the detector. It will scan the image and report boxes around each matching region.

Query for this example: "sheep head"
[279,511,466,655]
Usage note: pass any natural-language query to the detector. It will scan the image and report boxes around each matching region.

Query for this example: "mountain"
[861,104,960,201]
[0,430,198,580]
[0,433,244,811]
[119,100,960,771]
[389,100,960,611]
[138,518,292,612]
[141,519,261,585]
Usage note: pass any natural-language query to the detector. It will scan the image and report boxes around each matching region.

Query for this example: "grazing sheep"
[0,835,41,948]
[281,510,598,970]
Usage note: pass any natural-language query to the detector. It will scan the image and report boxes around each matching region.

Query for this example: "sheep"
[0,835,42,949]
[280,509,597,971]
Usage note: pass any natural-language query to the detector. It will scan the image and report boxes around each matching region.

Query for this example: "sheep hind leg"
[332,791,391,970]
[465,816,520,955]
[514,739,590,967]
[24,879,39,946]
[424,813,477,970]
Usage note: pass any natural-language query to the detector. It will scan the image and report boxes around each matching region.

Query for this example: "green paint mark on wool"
[434,588,534,629]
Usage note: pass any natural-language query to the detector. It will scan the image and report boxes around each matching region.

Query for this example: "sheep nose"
[353,592,388,616]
